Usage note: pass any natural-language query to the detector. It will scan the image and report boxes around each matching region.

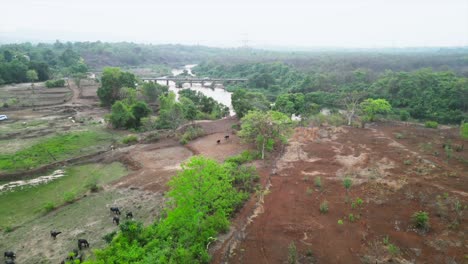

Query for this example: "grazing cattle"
[50,230,62,239]
[126,212,133,219]
[216,140,221,144]
[224,135,230,140]
[113,216,120,225]
[77,239,89,250]
[4,251,15,260]
[110,207,121,215]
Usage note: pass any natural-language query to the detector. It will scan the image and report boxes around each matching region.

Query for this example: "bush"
[122,135,138,144]
[461,121,468,140]
[337,219,344,225]
[399,110,410,121]
[86,178,100,192]
[425,121,438,129]
[314,176,322,188]
[225,150,258,165]
[43,201,55,212]
[288,242,297,264]
[45,79,66,88]
[319,201,329,213]
[63,191,76,203]
[351,197,363,209]
[412,211,430,230]
[179,126,204,144]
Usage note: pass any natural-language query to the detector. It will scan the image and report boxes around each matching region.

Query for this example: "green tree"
[26,69,38,87]
[239,110,293,159]
[231,89,270,118]
[360,98,392,122]
[181,97,198,124]
[141,81,168,103]
[461,121,468,140]
[108,101,135,129]
[131,101,151,127]
[273,93,305,116]
[156,92,185,130]
[97,67,136,107]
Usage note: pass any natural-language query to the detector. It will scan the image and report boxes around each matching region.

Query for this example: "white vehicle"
[0,115,8,121]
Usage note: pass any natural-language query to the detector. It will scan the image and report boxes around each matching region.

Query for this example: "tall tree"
[97,67,136,107]
[239,110,293,159]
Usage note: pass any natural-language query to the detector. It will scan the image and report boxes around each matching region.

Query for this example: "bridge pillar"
[189,81,192,87]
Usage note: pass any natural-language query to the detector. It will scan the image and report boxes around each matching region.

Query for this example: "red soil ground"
[212,122,467,264]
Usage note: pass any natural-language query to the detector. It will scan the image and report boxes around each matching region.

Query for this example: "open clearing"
[213,122,467,264]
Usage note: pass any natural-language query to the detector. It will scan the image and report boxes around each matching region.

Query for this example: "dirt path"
[214,124,467,263]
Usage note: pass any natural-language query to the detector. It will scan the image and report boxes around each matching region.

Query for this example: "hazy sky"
[1,0,467,48]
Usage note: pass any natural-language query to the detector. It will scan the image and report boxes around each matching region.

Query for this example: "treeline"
[195,62,468,124]
[0,42,88,85]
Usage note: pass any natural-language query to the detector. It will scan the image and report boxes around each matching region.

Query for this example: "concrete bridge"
[141,77,248,87]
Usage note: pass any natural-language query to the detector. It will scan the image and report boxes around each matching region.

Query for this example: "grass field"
[0,162,128,228]
[0,130,117,172]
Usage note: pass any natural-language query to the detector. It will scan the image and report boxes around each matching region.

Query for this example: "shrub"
[412,211,430,230]
[103,231,117,244]
[351,197,364,209]
[122,135,138,144]
[86,178,100,192]
[337,219,344,225]
[179,126,204,144]
[3,226,13,233]
[43,201,55,212]
[348,213,356,222]
[425,121,438,129]
[343,178,352,193]
[314,176,322,188]
[225,150,258,165]
[394,133,404,139]
[387,243,400,256]
[399,110,410,121]
[319,201,329,213]
[306,187,313,195]
[288,242,297,264]
[45,79,66,88]
[63,191,76,203]
[403,160,412,165]
[461,121,468,140]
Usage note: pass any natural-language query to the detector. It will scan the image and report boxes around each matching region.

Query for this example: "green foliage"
[108,101,136,129]
[360,98,392,122]
[343,178,353,192]
[231,89,270,118]
[26,69,39,83]
[156,92,185,130]
[224,150,258,165]
[461,121,468,140]
[425,121,438,128]
[63,191,76,203]
[399,110,410,121]
[179,126,205,144]
[45,79,66,88]
[0,131,111,172]
[288,242,297,264]
[239,110,293,159]
[337,219,344,225]
[319,201,329,213]
[90,156,253,263]
[314,176,322,188]
[97,67,136,106]
[122,135,138,144]
[43,201,55,212]
[387,243,400,257]
[131,101,152,126]
[179,89,229,119]
[412,211,430,230]
[351,197,364,209]
[141,82,168,103]
[273,93,306,116]
[103,231,117,244]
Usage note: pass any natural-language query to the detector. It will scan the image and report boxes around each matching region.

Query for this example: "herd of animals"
[3,206,133,264]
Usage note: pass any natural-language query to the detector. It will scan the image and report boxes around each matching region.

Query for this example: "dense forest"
[1,41,467,123]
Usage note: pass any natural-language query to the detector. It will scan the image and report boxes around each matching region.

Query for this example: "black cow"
[4,251,15,260]
[50,230,62,239]
[110,207,121,215]
[113,216,120,225]
[78,239,89,250]
[216,140,221,144]
[126,212,133,219]
[224,135,230,140]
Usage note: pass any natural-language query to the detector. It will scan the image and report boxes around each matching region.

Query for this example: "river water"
[156,65,235,116]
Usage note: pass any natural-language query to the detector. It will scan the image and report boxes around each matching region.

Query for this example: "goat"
[77,239,89,250]
[224,135,230,140]
[4,251,15,260]
[113,216,120,225]
[126,212,133,219]
[216,140,221,144]
[50,230,62,239]
[110,207,121,215]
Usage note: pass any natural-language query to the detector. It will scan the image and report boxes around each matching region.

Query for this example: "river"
[156,65,235,116]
